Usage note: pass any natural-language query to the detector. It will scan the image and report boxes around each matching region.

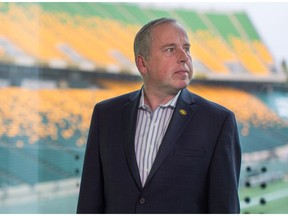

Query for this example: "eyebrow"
[161,43,176,49]
[161,43,190,49]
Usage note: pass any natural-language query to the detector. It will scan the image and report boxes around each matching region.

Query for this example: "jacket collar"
[128,87,195,106]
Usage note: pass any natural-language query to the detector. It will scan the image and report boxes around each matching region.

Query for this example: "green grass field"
[239,179,288,213]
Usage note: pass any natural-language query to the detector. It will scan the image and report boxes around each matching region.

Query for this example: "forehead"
[150,22,189,44]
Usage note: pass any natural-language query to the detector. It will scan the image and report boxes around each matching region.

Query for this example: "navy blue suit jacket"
[77,88,241,213]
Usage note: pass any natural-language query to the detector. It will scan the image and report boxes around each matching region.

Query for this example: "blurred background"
[0,2,287,213]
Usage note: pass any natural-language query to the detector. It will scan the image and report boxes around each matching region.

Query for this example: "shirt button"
[139,197,146,205]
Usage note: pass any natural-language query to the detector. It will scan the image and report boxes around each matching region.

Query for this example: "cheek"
[189,59,193,69]
[160,66,174,80]
[147,59,175,81]
[153,62,171,78]
[188,62,193,74]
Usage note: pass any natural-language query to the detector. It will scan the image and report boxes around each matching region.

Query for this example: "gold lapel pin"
[179,109,187,116]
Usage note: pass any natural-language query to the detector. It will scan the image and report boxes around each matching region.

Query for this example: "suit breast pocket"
[172,147,207,170]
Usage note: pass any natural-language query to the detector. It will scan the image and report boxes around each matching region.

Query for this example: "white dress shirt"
[134,89,180,186]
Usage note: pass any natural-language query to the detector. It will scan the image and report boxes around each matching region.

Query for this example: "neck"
[143,86,178,111]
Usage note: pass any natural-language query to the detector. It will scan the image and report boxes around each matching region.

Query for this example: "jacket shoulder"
[190,91,234,116]
[97,90,139,108]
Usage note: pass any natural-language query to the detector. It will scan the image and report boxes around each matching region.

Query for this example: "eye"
[166,47,175,53]
[184,46,190,53]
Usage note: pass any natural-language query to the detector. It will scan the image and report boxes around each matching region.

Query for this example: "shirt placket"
[142,107,163,185]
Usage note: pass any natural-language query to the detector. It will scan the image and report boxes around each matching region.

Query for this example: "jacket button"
[139,197,145,205]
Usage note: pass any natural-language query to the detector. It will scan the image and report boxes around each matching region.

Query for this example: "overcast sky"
[136,1,288,66]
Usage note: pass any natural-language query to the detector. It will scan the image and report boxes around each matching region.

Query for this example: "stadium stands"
[0,2,284,80]
[0,81,287,154]
[0,2,287,213]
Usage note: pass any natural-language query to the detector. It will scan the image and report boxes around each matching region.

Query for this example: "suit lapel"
[145,88,197,186]
[122,90,142,190]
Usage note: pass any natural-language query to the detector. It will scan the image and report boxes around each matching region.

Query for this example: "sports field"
[1,178,287,213]
[240,179,288,213]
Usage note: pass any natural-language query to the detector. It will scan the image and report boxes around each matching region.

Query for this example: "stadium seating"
[0,81,286,144]
[0,2,277,77]
[0,3,287,214]
[0,1,287,193]
[0,80,287,188]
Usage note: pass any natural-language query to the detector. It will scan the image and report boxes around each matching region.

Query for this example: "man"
[77,18,241,213]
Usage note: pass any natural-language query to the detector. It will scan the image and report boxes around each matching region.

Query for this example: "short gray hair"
[133,18,177,61]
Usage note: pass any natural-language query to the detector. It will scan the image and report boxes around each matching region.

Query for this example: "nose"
[178,48,189,63]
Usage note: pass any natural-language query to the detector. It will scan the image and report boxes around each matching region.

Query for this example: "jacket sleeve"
[77,105,105,213]
[208,111,242,213]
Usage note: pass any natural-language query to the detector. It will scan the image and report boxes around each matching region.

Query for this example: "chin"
[177,80,190,88]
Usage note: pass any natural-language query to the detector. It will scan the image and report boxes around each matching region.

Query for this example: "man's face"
[139,22,193,95]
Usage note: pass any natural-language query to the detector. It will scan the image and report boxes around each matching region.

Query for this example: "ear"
[136,55,148,75]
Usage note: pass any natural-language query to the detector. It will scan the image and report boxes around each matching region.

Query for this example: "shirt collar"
[139,88,181,110]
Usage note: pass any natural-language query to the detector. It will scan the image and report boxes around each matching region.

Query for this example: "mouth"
[173,70,190,80]
[175,70,189,75]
